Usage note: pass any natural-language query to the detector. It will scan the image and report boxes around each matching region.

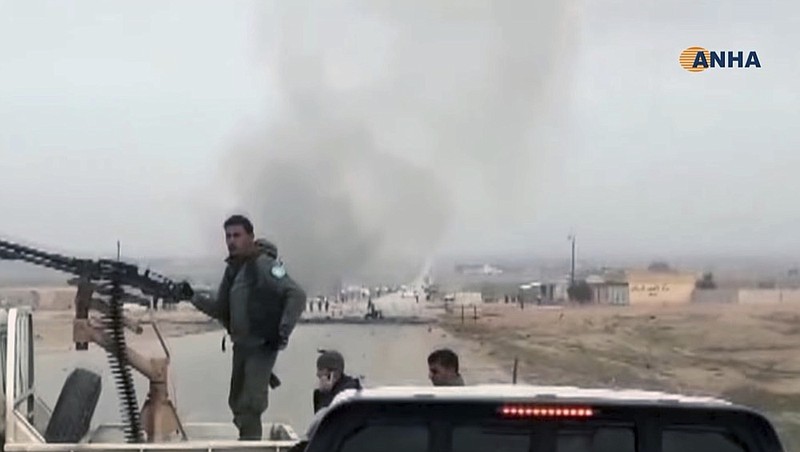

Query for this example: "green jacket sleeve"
[191,290,220,319]
[190,270,232,321]
[278,273,307,339]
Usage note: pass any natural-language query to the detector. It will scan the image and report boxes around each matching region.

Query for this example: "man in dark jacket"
[313,350,361,413]
[191,215,306,440]
[428,348,465,386]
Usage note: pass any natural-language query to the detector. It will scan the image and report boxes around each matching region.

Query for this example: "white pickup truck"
[0,307,299,452]
[296,385,787,452]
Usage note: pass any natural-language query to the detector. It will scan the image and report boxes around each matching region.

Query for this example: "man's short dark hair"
[428,348,459,372]
[317,350,345,373]
[224,215,254,235]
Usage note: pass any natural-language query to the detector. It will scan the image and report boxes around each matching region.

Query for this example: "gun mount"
[0,238,194,443]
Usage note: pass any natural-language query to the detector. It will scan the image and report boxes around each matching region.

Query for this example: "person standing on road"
[428,348,465,386]
[190,215,307,440]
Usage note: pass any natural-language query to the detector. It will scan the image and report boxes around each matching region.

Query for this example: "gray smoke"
[224,1,581,293]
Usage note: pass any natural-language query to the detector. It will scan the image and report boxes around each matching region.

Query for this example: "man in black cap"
[313,350,362,413]
[294,352,361,452]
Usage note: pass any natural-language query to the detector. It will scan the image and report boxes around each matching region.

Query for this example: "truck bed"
[3,422,300,452]
[88,421,298,443]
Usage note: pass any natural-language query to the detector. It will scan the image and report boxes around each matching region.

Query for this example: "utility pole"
[567,234,576,286]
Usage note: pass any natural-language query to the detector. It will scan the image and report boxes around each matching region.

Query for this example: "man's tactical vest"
[219,254,287,346]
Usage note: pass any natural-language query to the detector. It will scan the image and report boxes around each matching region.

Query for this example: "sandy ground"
[31,308,222,354]
[440,301,800,450]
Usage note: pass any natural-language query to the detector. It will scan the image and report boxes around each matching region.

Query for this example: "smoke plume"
[224,1,581,293]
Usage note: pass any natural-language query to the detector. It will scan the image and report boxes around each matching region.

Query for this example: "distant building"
[586,274,629,305]
[626,270,698,305]
[518,279,569,304]
[513,268,698,307]
[455,264,504,276]
[569,268,697,306]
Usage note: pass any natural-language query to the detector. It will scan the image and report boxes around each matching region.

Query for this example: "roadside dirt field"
[31,309,221,354]
[441,302,800,451]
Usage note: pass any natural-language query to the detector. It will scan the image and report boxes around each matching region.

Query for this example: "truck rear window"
[336,422,755,452]
[340,424,428,452]
[663,428,748,452]
[339,421,637,452]
[321,402,776,452]
[452,423,635,452]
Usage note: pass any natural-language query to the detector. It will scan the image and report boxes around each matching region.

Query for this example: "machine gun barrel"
[0,239,83,274]
[0,238,194,303]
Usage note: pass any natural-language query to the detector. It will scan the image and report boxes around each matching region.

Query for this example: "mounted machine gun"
[0,238,194,443]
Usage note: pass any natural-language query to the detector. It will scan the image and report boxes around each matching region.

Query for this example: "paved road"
[35,322,511,437]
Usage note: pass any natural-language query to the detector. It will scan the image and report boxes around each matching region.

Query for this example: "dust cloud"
[223,1,581,293]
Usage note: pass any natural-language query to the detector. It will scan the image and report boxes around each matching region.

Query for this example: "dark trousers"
[229,343,279,440]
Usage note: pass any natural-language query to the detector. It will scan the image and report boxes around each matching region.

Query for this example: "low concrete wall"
[692,289,739,304]
[0,287,76,310]
[738,289,800,304]
[690,288,800,305]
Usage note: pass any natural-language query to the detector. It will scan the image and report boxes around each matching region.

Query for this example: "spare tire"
[44,368,102,443]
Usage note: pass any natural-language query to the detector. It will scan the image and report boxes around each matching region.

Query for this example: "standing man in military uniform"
[191,215,306,440]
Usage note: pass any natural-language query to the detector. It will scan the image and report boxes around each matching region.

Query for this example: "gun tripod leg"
[140,364,187,442]
[73,279,94,351]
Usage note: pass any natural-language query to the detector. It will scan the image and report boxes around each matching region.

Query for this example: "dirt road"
[31,312,510,433]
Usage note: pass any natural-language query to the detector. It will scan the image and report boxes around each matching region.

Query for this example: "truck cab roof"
[326,384,735,408]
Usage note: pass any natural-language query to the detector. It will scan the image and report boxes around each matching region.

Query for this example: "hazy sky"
[1,0,798,264]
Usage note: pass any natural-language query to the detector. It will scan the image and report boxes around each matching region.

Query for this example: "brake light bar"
[500,405,595,418]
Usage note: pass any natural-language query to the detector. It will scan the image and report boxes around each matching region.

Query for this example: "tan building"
[585,274,630,305]
[590,281,630,305]
[626,270,697,305]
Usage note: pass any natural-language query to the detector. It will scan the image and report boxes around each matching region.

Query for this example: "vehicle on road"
[0,307,299,451]
[297,385,786,452]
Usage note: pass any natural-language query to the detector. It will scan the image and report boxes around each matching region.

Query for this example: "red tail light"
[500,405,595,418]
